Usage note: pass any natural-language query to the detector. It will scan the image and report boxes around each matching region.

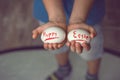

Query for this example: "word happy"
[42,32,59,41]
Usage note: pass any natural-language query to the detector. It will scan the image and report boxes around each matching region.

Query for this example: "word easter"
[68,29,90,44]
[73,31,89,40]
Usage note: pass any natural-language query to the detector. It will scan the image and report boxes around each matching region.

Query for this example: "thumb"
[36,26,44,34]
[32,29,39,39]
[32,26,43,39]
[88,26,97,39]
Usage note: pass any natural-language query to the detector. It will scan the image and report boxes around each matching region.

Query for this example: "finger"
[57,39,66,48]
[44,43,49,49]
[32,30,39,39]
[48,43,54,50]
[81,42,91,51]
[88,26,97,39]
[75,42,83,54]
[66,41,71,47]
[70,41,76,52]
[57,43,64,49]
[53,43,58,49]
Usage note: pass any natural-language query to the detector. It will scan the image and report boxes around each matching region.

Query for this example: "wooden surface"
[0,0,120,52]
[0,0,42,51]
[102,0,120,52]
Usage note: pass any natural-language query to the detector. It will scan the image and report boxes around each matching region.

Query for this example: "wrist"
[48,18,67,30]
[49,17,66,25]
[69,17,85,25]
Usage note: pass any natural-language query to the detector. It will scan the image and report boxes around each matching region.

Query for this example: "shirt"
[33,0,105,25]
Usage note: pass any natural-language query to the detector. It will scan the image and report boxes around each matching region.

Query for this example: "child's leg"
[87,58,101,75]
[46,50,72,80]
[85,58,101,80]
[55,51,69,66]
[46,52,72,80]
[85,57,102,80]
[79,24,103,80]
[38,21,72,80]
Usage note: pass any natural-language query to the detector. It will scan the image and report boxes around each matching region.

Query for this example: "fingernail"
[66,42,70,47]
[32,35,35,39]
[87,47,90,51]
[76,51,80,54]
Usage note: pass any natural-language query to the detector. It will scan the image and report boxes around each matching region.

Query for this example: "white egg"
[68,29,90,44]
[41,27,66,43]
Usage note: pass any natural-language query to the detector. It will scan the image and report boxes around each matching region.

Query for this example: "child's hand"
[32,21,67,50]
[66,23,97,54]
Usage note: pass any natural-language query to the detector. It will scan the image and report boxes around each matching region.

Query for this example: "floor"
[0,50,120,80]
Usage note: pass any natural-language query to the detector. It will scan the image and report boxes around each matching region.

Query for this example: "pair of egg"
[41,27,90,44]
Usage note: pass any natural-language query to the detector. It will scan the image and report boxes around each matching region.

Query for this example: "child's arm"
[69,0,94,24]
[67,0,96,54]
[43,0,66,25]
[32,0,67,50]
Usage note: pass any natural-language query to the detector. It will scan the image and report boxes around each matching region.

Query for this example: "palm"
[32,22,67,50]
[66,23,97,54]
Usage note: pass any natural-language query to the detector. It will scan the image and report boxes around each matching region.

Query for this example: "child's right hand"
[32,21,67,50]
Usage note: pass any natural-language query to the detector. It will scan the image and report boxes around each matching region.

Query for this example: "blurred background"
[0,0,120,80]
[0,0,120,53]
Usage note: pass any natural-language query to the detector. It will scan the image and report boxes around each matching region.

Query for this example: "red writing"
[73,31,89,40]
[43,32,59,41]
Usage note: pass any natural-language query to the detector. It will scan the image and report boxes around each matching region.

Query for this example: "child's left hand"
[66,22,97,54]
